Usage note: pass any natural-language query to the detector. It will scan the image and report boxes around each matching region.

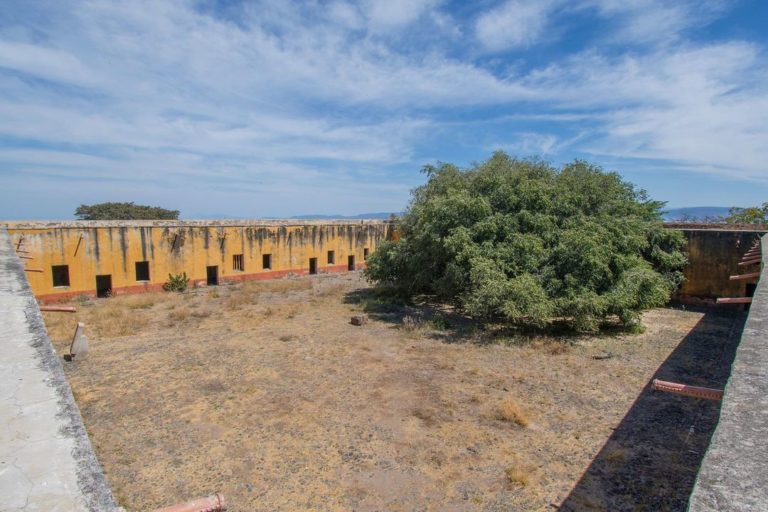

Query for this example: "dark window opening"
[348,255,356,271]
[96,275,112,298]
[327,250,335,265]
[206,266,219,286]
[363,247,369,260]
[309,257,318,275]
[233,254,244,272]
[135,261,150,281]
[52,265,70,287]
[263,254,272,270]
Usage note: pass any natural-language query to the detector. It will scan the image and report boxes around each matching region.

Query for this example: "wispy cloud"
[0,0,766,218]
[475,0,557,51]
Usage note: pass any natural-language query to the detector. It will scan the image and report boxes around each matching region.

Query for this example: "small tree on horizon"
[724,203,768,225]
[74,202,180,220]
[364,152,687,332]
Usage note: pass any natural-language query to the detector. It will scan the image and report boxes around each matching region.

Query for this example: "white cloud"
[362,0,438,31]
[0,0,766,219]
[583,0,727,45]
[475,0,556,51]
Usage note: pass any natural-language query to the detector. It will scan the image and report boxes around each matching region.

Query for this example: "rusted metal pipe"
[717,297,753,304]
[39,306,77,313]
[152,494,227,512]
[652,379,723,401]
[738,258,761,266]
[729,272,761,281]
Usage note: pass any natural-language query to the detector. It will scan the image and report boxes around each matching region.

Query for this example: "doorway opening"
[206,265,219,286]
[96,275,112,298]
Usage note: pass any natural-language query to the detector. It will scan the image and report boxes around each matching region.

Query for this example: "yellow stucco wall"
[4,220,392,301]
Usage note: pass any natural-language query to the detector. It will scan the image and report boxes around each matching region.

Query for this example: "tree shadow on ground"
[558,307,745,511]
[343,287,642,346]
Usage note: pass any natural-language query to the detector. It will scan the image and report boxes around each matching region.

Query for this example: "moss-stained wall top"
[2,219,393,229]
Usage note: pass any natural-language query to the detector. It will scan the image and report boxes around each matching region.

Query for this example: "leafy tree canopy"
[365,152,687,332]
[75,202,180,220]
[724,203,768,225]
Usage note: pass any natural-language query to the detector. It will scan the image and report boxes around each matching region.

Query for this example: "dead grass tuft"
[496,398,531,427]
[90,305,145,338]
[124,294,158,310]
[167,308,190,325]
[505,462,536,487]
[225,291,257,309]
[401,315,421,331]
[604,446,630,465]
[244,278,312,294]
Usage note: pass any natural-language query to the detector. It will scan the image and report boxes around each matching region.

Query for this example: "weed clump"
[163,272,189,293]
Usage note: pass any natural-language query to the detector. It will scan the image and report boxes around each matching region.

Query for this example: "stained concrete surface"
[688,234,768,511]
[0,228,117,511]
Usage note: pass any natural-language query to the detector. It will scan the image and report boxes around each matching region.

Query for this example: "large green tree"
[365,152,687,331]
[75,202,180,220]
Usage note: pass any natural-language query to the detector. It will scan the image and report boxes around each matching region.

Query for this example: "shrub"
[163,272,189,292]
[365,152,687,331]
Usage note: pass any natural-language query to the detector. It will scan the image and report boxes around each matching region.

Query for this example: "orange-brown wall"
[672,227,766,302]
[5,220,392,302]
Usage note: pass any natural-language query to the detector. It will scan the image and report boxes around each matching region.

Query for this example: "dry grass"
[603,445,630,465]
[496,397,531,427]
[167,308,190,325]
[242,278,312,294]
[224,290,257,309]
[506,462,537,487]
[41,273,717,511]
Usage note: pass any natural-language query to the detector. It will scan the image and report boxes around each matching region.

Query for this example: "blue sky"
[1,0,767,219]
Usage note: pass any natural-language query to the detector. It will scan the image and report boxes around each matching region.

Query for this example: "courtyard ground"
[41,273,743,511]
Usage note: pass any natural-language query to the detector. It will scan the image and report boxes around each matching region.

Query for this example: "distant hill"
[663,207,731,222]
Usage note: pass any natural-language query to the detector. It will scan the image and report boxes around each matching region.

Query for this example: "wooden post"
[74,234,83,257]
[652,379,723,401]
[717,297,753,304]
[39,306,77,313]
[729,272,761,281]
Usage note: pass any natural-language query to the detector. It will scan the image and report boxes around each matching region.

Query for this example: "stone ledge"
[688,234,768,511]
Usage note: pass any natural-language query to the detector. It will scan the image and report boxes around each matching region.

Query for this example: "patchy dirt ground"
[42,273,742,511]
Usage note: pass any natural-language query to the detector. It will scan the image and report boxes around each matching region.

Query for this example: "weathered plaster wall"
[673,228,766,302]
[688,233,768,511]
[3,220,392,302]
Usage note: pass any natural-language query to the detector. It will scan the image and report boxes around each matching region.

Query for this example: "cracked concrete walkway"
[0,229,117,511]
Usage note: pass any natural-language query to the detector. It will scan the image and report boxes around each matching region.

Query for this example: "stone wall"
[3,220,392,302]
[688,233,768,511]
[673,227,766,302]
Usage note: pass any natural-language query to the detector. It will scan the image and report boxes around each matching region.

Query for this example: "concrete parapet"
[688,234,768,511]
[0,228,118,511]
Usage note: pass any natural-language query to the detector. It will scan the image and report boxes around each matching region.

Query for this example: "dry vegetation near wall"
[42,273,740,511]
